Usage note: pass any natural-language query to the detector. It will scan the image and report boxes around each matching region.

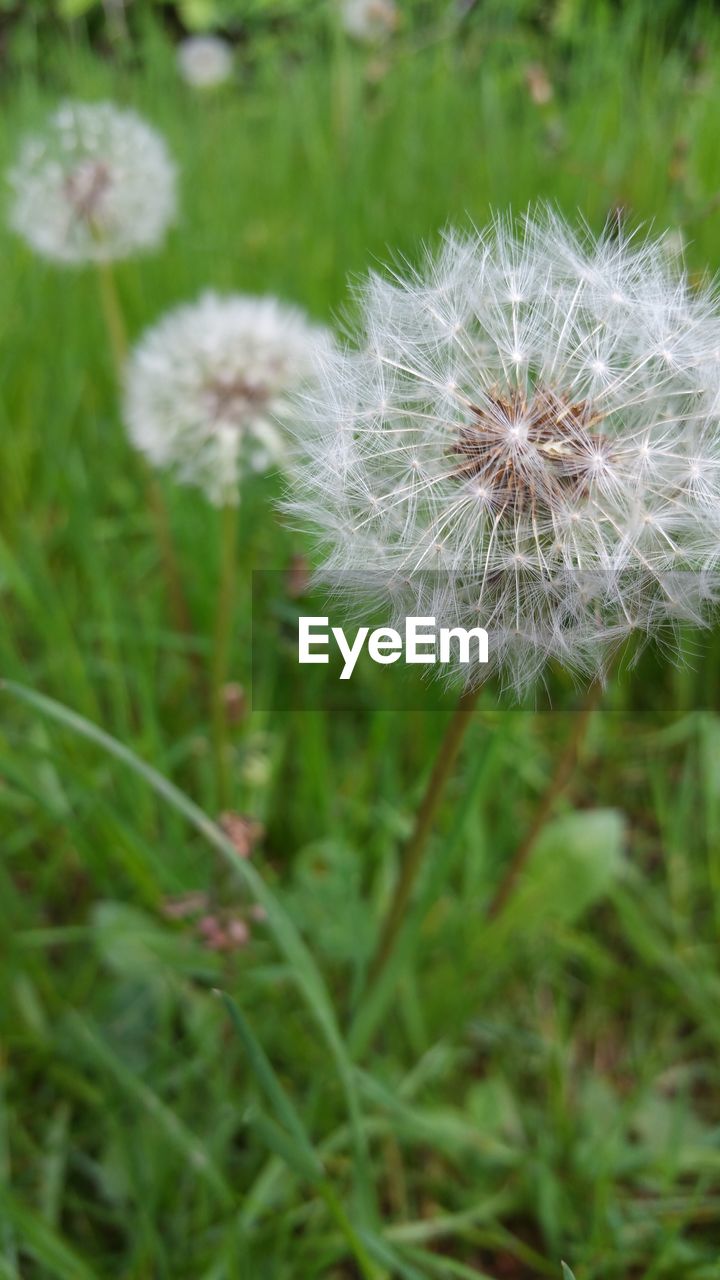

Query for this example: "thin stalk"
[95,258,128,376]
[486,678,603,920]
[145,472,194,638]
[367,683,482,991]
[95,259,191,637]
[211,500,239,810]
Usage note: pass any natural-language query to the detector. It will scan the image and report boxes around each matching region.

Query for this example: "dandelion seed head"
[8,101,177,264]
[125,292,332,506]
[287,211,720,694]
[177,36,234,89]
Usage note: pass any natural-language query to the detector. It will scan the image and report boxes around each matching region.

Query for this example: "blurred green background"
[2,2,720,1278]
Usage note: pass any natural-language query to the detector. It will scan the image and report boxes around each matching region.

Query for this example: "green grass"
[2,10,720,1278]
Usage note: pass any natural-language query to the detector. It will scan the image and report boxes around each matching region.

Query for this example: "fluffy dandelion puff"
[341,0,398,43]
[286,211,720,695]
[125,291,332,506]
[177,35,234,88]
[8,101,177,264]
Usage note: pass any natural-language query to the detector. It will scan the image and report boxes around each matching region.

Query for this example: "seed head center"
[64,160,112,222]
[204,374,269,428]
[451,385,606,513]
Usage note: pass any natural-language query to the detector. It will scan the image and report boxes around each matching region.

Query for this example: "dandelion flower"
[287,212,720,695]
[341,0,398,43]
[8,101,177,265]
[125,291,331,506]
[177,35,234,89]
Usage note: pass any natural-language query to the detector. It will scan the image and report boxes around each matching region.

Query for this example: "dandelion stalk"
[367,682,482,988]
[211,500,239,809]
[8,101,189,635]
[94,259,192,638]
[362,677,600,1009]
[145,473,194,637]
[96,258,128,377]
[121,292,330,693]
[486,677,603,919]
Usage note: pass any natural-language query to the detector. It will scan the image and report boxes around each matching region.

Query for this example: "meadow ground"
[2,8,720,1278]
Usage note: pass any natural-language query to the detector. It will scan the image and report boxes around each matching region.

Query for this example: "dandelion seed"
[124,291,332,506]
[286,210,720,695]
[8,101,177,264]
[177,35,234,89]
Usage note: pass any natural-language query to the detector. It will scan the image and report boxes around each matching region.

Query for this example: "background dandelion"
[8,100,177,265]
[125,291,330,507]
[126,290,331,807]
[177,35,234,88]
[6,99,191,639]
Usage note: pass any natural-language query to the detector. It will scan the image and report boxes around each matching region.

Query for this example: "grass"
[2,7,720,1277]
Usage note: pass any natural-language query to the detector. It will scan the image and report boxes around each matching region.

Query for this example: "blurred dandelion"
[126,291,331,806]
[8,101,188,634]
[8,100,176,378]
[125,291,330,506]
[8,101,177,268]
[287,209,720,979]
[177,36,234,89]
[341,0,398,43]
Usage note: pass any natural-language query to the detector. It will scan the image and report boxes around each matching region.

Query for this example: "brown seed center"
[64,160,112,222]
[451,386,607,512]
[204,375,269,428]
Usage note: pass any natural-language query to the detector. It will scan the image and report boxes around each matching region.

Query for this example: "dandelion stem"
[95,258,128,377]
[486,677,603,920]
[211,500,239,809]
[367,683,482,990]
[145,471,194,637]
[95,259,192,638]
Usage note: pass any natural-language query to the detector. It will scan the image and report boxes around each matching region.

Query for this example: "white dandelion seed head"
[341,0,398,43]
[177,35,234,89]
[286,210,720,696]
[125,291,333,507]
[8,101,177,265]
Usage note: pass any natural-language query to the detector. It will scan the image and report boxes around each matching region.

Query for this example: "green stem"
[366,683,482,993]
[486,677,602,920]
[95,258,127,378]
[95,260,192,639]
[211,500,239,810]
[145,470,194,639]
[320,1184,383,1280]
